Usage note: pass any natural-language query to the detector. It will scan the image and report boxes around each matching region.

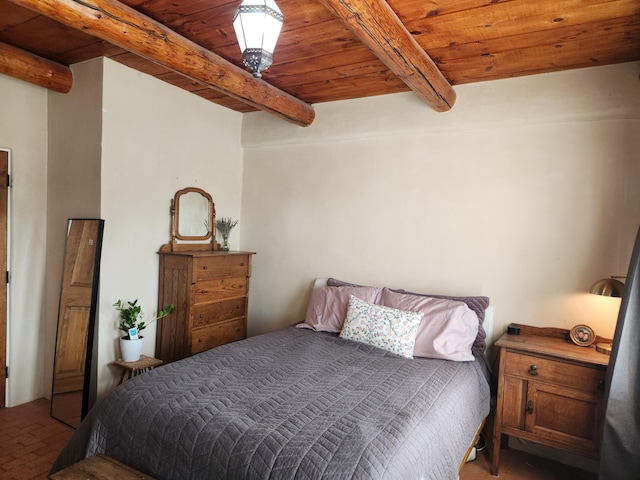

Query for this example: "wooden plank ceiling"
[1,0,639,125]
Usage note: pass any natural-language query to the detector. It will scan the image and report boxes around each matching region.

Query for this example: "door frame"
[0,149,10,408]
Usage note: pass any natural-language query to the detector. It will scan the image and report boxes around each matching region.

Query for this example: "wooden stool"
[49,454,155,479]
[111,355,163,384]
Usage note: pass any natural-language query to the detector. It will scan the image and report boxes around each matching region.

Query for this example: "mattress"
[51,327,491,479]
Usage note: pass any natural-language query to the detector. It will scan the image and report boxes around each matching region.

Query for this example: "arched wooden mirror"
[51,219,104,428]
[167,187,217,251]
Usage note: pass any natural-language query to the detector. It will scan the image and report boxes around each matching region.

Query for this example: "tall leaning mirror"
[51,219,104,428]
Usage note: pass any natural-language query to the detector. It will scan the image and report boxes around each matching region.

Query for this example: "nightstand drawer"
[192,298,247,328]
[191,318,246,354]
[194,255,250,282]
[193,277,248,304]
[504,351,605,393]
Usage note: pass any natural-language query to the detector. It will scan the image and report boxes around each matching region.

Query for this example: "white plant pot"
[120,336,144,362]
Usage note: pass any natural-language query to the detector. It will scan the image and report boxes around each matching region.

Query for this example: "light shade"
[589,277,625,298]
[233,0,284,78]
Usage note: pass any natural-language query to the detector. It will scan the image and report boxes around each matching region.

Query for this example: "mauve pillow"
[327,277,490,351]
[380,288,479,361]
[297,286,383,332]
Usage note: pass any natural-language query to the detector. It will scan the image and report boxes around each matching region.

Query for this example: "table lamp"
[589,276,625,354]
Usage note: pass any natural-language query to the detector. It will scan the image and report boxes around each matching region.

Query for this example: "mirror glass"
[177,191,210,238]
[51,219,104,428]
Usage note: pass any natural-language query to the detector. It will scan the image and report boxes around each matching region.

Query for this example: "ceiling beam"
[317,0,456,112]
[0,41,72,93]
[8,0,315,127]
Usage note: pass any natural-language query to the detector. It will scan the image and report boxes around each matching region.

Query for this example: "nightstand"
[112,355,163,384]
[491,325,610,476]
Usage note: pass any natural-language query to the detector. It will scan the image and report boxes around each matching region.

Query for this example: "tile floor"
[1,398,598,480]
[0,399,73,480]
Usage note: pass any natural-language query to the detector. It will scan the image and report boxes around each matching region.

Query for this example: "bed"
[50,279,493,480]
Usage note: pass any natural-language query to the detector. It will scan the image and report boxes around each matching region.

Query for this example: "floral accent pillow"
[339,295,423,358]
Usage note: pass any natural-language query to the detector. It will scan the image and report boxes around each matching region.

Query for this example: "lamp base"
[596,343,612,355]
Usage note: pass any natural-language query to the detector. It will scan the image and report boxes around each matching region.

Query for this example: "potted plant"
[216,217,239,251]
[114,299,174,362]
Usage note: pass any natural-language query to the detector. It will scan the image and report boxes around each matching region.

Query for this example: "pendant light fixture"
[233,0,284,78]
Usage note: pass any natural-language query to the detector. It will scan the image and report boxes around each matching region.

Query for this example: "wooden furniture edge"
[49,453,155,479]
[508,323,612,345]
[496,324,610,366]
[459,417,487,473]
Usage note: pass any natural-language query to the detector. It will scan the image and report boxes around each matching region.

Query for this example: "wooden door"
[0,151,7,407]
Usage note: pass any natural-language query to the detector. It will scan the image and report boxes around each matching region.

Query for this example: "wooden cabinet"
[155,250,255,364]
[491,327,609,475]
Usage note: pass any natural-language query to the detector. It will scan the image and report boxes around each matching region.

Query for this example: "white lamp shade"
[233,0,284,77]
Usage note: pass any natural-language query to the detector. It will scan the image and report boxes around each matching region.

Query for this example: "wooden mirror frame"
[167,187,218,251]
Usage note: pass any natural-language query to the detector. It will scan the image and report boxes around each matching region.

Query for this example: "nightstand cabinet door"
[525,381,603,455]
[156,250,254,364]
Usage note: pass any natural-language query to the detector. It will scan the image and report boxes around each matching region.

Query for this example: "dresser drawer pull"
[199,314,204,318]
[202,266,208,270]
[528,365,538,376]
[598,380,605,391]
[526,400,534,414]
[200,290,208,294]
[240,263,245,266]
[197,338,203,343]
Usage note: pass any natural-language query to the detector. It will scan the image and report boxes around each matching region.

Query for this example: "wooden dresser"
[155,250,255,364]
[491,325,609,476]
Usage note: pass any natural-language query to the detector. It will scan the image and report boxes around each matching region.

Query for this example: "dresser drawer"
[504,351,605,393]
[193,255,250,282]
[193,277,247,305]
[191,318,246,354]
[192,298,247,328]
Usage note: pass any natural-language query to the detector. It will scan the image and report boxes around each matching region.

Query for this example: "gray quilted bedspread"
[51,327,491,480]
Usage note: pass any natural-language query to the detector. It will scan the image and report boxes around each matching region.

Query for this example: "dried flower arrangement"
[216,217,239,251]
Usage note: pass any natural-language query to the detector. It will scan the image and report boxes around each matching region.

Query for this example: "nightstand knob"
[526,400,534,414]
[528,365,539,376]
[202,266,208,270]
[598,380,605,391]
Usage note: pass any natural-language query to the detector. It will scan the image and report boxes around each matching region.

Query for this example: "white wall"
[1,58,638,407]
[240,62,640,347]
[45,59,104,399]
[0,75,48,407]
[1,57,243,406]
[97,58,243,396]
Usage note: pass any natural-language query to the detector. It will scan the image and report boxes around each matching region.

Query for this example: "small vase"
[221,235,230,251]
[120,336,144,362]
